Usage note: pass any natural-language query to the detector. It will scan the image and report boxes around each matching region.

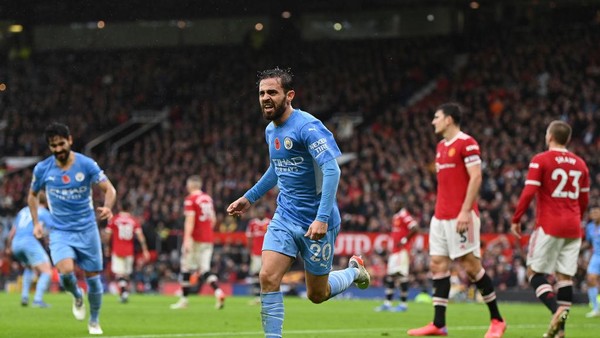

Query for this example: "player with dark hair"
[408,103,506,337]
[171,175,225,310]
[104,200,150,303]
[512,120,590,338]
[227,67,370,338]
[29,122,116,335]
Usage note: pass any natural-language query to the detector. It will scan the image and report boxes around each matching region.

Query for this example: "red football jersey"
[184,191,215,243]
[513,148,590,238]
[246,217,270,256]
[106,212,141,257]
[391,208,418,253]
[434,132,481,219]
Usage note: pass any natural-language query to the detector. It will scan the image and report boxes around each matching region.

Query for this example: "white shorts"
[527,227,582,276]
[429,211,481,260]
[181,242,214,273]
[249,255,262,275]
[111,255,134,276]
[387,249,410,276]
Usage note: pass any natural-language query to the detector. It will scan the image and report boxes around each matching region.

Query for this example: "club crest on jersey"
[62,174,71,184]
[448,148,456,157]
[284,137,293,150]
[274,137,281,150]
[75,172,85,182]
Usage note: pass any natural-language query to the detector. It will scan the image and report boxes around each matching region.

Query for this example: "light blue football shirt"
[12,206,55,242]
[265,109,342,229]
[586,221,600,258]
[31,152,108,231]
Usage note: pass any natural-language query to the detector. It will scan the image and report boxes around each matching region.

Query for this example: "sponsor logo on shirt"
[309,138,329,157]
[272,157,304,173]
[47,186,88,200]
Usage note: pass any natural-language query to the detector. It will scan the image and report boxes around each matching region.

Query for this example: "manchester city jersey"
[586,222,600,257]
[31,152,108,231]
[265,109,342,228]
[12,206,55,242]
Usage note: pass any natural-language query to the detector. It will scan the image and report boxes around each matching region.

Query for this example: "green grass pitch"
[1,292,600,337]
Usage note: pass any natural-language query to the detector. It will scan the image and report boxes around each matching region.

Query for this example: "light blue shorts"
[49,226,103,272]
[262,212,340,276]
[12,239,50,267]
[588,255,600,275]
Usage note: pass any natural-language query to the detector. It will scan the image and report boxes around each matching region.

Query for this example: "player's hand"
[143,250,151,262]
[182,239,192,254]
[456,210,472,234]
[227,197,251,216]
[510,223,521,239]
[304,220,327,241]
[96,206,113,220]
[33,222,44,239]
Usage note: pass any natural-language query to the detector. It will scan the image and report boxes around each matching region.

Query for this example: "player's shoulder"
[34,156,55,170]
[457,132,479,145]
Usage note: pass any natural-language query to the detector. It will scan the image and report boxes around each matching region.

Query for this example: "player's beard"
[54,150,70,164]
[262,100,286,121]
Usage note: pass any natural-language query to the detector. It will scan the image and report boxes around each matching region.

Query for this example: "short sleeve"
[301,121,342,166]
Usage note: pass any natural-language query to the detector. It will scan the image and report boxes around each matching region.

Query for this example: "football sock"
[180,272,191,298]
[22,268,34,301]
[252,275,261,297]
[473,268,503,321]
[529,273,558,313]
[383,275,395,302]
[261,291,284,338]
[556,280,573,309]
[328,267,358,298]
[206,274,219,291]
[400,279,409,303]
[86,275,103,323]
[118,277,128,296]
[34,272,51,303]
[60,272,82,299]
[432,274,450,328]
[589,286,599,311]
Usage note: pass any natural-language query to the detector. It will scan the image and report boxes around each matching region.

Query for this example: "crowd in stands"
[1,24,599,294]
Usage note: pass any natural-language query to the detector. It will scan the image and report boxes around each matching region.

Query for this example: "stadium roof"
[4,0,600,24]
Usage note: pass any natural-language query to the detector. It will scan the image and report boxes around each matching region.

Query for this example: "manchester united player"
[511,120,590,338]
[246,206,271,305]
[171,175,225,310]
[375,201,418,312]
[408,103,506,337]
[104,200,150,303]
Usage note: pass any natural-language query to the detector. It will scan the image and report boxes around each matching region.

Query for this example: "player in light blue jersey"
[6,194,54,308]
[28,122,116,335]
[227,68,370,338]
[585,207,600,318]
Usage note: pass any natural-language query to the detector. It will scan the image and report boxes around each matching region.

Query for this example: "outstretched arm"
[227,165,277,216]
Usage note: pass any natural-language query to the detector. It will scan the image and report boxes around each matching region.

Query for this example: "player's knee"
[259,271,281,291]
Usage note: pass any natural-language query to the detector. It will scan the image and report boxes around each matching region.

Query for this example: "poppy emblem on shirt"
[62,175,71,184]
[274,137,281,150]
[284,137,293,150]
[448,148,456,157]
